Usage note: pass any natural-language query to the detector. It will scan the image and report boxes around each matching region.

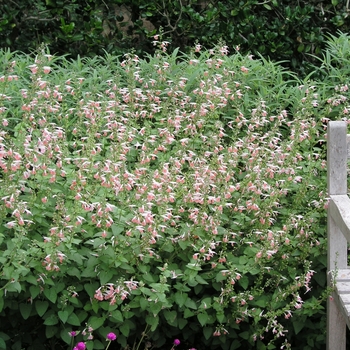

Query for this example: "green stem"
[134,324,150,350]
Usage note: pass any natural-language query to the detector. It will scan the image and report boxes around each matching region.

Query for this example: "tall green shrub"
[0,39,333,349]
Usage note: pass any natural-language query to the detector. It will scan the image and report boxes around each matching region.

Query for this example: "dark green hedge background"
[1,0,349,74]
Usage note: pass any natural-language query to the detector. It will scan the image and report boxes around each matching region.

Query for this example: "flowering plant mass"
[0,33,347,349]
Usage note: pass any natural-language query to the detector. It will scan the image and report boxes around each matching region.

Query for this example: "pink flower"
[73,342,86,350]
[106,332,117,341]
[173,339,180,346]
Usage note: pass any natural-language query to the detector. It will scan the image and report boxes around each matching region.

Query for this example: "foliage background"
[0,0,350,74]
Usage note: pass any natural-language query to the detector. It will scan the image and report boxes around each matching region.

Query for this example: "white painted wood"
[336,269,350,281]
[327,295,347,350]
[327,121,349,350]
[328,196,350,259]
[327,121,347,195]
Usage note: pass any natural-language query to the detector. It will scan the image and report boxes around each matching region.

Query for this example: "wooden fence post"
[327,120,348,350]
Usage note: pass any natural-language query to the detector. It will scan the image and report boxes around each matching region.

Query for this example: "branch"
[156,0,184,35]
[23,16,58,22]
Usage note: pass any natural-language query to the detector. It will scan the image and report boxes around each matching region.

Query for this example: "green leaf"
[197,312,208,327]
[185,298,197,310]
[178,318,188,330]
[29,285,40,299]
[19,303,32,320]
[45,325,58,338]
[92,340,105,349]
[292,317,306,335]
[89,316,105,330]
[0,338,6,350]
[99,270,114,285]
[120,321,130,337]
[145,314,159,331]
[174,291,188,307]
[0,290,3,313]
[203,326,213,340]
[111,310,123,323]
[184,308,194,318]
[58,310,69,323]
[238,276,249,290]
[140,297,149,310]
[67,312,81,326]
[195,275,208,285]
[239,331,250,340]
[44,314,59,326]
[44,288,57,303]
[35,300,49,317]
[25,274,38,285]
[163,310,177,326]
[216,312,225,323]
[5,281,21,293]
[84,283,99,297]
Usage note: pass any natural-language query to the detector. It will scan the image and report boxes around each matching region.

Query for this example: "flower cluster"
[0,41,329,348]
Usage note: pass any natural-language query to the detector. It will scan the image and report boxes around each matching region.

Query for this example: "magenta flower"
[69,331,77,337]
[73,342,86,350]
[173,339,180,346]
[106,332,117,341]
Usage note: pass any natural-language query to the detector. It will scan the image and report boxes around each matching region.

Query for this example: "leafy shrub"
[1,0,350,75]
[0,38,334,350]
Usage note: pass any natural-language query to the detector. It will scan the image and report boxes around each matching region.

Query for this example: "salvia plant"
[1,34,350,350]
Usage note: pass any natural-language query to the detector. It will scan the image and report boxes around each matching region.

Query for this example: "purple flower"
[73,342,86,350]
[69,331,77,337]
[106,332,117,341]
[173,339,181,346]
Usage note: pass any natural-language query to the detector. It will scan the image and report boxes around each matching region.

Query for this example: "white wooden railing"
[327,120,350,350]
